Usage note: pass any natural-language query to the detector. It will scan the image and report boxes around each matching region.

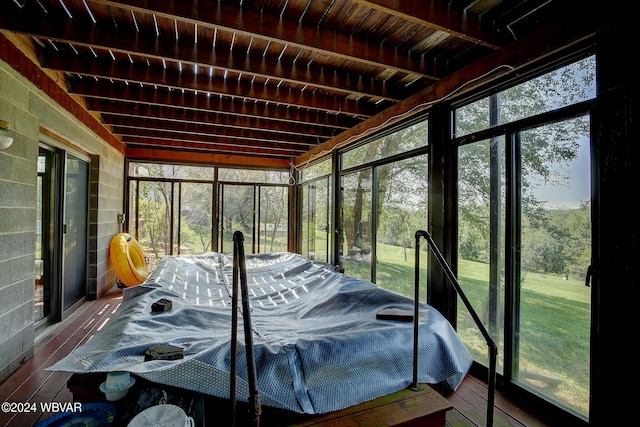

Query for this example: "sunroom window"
[454,55,595,419]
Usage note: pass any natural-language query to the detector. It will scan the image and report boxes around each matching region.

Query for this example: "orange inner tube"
[109,233,150,287]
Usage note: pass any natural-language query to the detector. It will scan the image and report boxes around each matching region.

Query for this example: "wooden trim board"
[279,384,452,427]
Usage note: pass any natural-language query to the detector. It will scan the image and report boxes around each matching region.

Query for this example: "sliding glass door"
[515,118,591,414]
[36,145,89,326]
[35,148,53,325]
[300,177,331,263]
[62,154,89,310]
[219,184,255,253]
[454,56,595,419]
[178,182,213,255]
[218,183,288,254]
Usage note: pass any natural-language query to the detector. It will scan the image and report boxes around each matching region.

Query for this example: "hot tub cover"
[48,252,472,414]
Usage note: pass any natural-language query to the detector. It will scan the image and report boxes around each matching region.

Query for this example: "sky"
[534,135,590,209]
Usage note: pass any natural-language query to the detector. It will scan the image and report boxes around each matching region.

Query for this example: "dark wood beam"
[88,99,340,137]
[42,52,379,117]
[91,0,439,79]
[122,136,303,158]
[70,79,363,129]
[42,48,414,102]
[125,147,291,168]
[107,116,318,147]
[351,0,502,49]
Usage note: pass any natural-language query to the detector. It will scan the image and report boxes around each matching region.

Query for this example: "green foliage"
[443,58,594,415]
[455,258,590,414]
[520,204,590,276]
[132,165,291,260]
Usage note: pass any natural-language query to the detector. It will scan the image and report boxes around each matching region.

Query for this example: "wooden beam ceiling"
[0,0,598,169]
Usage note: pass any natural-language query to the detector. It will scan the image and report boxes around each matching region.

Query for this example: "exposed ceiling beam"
[90,0,440,78]
[351,0,502,48]
[88,99,341,138]
[296,7,600,167]
[105,115,318,147]
[123,136,304,158]
[44,51,379,116]
[125,146,291,169]
[71,79,362,128]
[41,46,408,105]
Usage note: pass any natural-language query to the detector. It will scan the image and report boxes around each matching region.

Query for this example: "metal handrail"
[231,231,261,427]
[414,229,497,427]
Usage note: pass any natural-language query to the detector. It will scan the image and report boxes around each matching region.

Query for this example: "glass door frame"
[61,152,90,313]
[37,136,91,328]
[217,182,257,254]
[217,181,290,254]
[299,175,331,263]
[36,145,59,327]
[451,102,595,421]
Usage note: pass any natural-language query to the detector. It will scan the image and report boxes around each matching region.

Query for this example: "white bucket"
[127,404,195,427]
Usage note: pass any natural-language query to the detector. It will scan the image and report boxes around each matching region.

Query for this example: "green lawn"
[350,243,591,415]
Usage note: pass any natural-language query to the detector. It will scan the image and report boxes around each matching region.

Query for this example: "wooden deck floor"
[0,285,553,427]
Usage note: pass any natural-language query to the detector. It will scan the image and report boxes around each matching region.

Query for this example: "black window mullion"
[504,130,520,382]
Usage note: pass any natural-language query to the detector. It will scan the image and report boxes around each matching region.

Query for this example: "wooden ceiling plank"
[89,0,439,79]
[71,79,362,129]
[123,137,305,157]
[105,115,319,146]
[125,146,291,169]
[42,51,380,117]
[351,0,501,49]
[88,99,340,138]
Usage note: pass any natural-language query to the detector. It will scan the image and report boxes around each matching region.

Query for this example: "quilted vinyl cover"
[48,252,472,414]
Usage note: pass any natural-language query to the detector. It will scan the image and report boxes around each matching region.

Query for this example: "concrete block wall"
[90,151,124,298]
[0,57,124,383]
[0,62,40,383]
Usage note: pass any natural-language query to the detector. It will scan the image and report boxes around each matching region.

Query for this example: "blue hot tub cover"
[48,252,472,414]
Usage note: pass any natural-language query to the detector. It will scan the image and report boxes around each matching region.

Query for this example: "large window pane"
[342,121,427,169]
[457,137,506,371]
[375,155,428,298]
[135,181,172,269]
[258,186,288,253]
[179,183,213,255]
[340,170,372,281]
[220,184,255,253]
[301,178,331,263]
[455,56,596,138]
[300,158,331,182]
[502,57,596,122]
[517,117,591,416]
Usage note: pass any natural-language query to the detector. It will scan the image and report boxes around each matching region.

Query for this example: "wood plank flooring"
[0,285,554,427]
[0,285,123,427]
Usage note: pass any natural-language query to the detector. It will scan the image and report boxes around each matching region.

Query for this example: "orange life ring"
[109,233,149,287]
